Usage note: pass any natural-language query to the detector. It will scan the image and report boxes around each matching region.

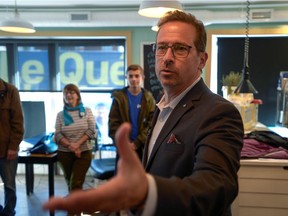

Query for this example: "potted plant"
[221,71,242,98]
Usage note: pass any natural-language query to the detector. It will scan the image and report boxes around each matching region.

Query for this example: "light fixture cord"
[244,0,250,69]
[235,0,258,94]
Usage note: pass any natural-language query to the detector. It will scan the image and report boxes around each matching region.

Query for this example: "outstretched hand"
[42,123,148,214]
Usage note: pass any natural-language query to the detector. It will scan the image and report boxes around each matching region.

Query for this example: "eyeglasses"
[153,43,192,58]
[64,90,76,96]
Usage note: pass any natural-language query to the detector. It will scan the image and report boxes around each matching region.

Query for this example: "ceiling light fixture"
[234,0,257,94]
[138,0,183,18]
[0,0,35,34]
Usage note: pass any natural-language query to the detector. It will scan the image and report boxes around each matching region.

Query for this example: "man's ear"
[199,52,208,70]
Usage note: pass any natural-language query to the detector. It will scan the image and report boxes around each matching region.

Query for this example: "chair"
[90,142,117,180]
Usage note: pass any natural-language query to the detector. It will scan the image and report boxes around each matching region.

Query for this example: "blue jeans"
[0,157,18,216]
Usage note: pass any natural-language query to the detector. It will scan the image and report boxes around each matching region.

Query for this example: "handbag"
[29,132,58,154]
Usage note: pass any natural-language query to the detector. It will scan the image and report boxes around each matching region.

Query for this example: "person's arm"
[54,112,69,147]
[108,97,123,142]
[7,86,24,160]
[149,101,243,216]
[134,91,155,149]
[84,107,96,139]
[140,174,157,216]
[43,102,243,215]
[43,123,148,214]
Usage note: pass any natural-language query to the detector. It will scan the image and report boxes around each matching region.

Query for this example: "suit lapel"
[143,79,207,170]
[142,108,159,166]
[145,100,193,169]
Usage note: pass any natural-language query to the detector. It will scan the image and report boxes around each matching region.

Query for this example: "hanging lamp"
[234,0,257,94]
[138,0,183,18]
[0,0,35,34]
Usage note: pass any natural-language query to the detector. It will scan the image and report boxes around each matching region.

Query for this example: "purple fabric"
[242,138,288,159]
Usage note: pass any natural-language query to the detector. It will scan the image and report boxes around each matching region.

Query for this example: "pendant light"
[0,0,35,34]
[138,0,183,18]
[234,0,258,94]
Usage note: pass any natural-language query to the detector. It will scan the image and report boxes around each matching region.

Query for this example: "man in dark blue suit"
[43,10,243,216]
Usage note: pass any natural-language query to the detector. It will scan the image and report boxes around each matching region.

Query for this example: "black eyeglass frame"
[152,43,193,58]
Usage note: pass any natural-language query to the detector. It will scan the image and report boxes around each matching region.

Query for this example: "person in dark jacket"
[43,11,243,216]
[109,64,155,159]
[0,78,24,216]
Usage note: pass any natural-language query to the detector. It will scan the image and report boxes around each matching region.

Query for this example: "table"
[18,152,58,216]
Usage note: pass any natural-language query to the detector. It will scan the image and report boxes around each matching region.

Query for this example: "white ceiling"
[0,1,288,28]
[0,1,287,7]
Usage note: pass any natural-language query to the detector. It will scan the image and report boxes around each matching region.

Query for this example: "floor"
[0,167,116,216]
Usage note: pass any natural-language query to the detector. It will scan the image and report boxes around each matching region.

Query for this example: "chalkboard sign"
[142,43,162,100]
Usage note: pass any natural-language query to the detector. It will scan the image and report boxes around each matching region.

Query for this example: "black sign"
[143,43,162,100]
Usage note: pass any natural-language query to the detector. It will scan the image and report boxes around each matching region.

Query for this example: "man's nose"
[165,47,175,58]
[162,47,175,63]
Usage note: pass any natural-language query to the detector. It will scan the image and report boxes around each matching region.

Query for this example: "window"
[2,37,127,142]
[0,46,8,81]
[57,43,125,90]
[214,35,288,126]
[0,38,126,91]
[18,45,49,91]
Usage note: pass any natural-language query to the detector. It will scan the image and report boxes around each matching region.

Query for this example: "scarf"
[63,102,86,126]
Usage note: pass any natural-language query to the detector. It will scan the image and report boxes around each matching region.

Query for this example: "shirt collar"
[156,76,202,111]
